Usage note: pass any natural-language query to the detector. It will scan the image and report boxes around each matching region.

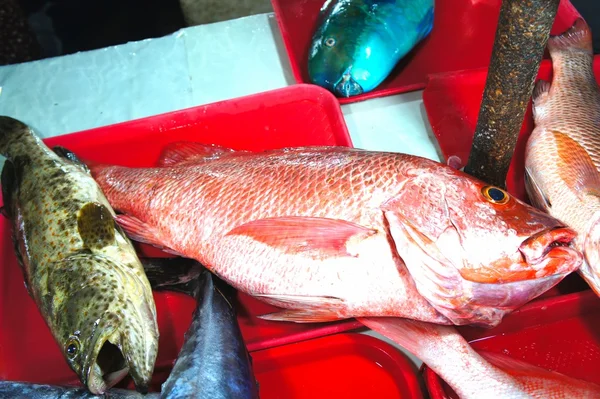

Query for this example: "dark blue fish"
[308,0,434,97]
[160,264,260,399]
[0,381,159,398]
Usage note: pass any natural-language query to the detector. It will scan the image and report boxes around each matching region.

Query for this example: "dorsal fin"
[77,202,115,250]
[157,142,242,167]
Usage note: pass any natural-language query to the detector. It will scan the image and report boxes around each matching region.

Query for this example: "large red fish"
[361,317,600,398]
[525,18,600,295]
[90,144,582,327]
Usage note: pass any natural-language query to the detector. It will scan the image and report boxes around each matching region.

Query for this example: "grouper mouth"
[84,333,130,395]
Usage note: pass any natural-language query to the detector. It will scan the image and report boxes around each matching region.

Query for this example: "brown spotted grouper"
[0,116,159,394]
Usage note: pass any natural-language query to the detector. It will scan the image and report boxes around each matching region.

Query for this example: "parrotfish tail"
[0,116,42,159]
[547,18,593,54]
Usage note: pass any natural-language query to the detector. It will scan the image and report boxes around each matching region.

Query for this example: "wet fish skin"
[0,381,160,399]
[89,142,581,328]
[308,0,434,97]
[161,265,260,399]
[0,117,159,394]
[524,18,600,294]
[361,317,600,399]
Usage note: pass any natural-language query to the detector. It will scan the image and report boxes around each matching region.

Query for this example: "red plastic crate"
[422,55,600,297]
[271,0,581,104]
[422,290,600,398]
[252,333,423,399]
[0,84,363,390]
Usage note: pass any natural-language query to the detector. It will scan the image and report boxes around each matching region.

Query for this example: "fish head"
[308,20,363,98]
[307,0,395,98]
[50,254,159,394]
[307,26,396,98]
[383,165,582,325]
[307,1,434,98]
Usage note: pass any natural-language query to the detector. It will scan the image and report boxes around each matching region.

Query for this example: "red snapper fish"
[525,18,600,295]
[361,317,600,398]
[89,144,582,327]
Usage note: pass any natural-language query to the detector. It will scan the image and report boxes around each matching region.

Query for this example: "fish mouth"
[519,226,582,274]
[334,70,363,97]
[84,332,130,395]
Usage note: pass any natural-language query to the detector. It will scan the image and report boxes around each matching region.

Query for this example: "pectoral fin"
[226,217,377,258]
[77,203,115,250]
[114,214,184,256]
[553,131,600,200]
[255,293,345,323]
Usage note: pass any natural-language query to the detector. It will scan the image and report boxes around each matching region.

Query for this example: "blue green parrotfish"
[308,0,434,97]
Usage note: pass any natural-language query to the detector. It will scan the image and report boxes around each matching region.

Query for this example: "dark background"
[1,0,599,66]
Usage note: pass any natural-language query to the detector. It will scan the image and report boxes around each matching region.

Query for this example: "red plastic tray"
[422,289,600,398]
[423,55,600,297]
[271,0,581,104]
[423,55,600,203]
[0,84,363,390]
[252,333,423,399]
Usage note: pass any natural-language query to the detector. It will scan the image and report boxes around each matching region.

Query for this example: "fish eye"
[482,186,510,204]
[324,37,336,47]
[65,337,80,359]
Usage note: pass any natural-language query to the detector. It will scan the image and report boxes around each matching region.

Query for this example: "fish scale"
[0,117,159,395]
[525,18,600,295]
[91,142,581,327]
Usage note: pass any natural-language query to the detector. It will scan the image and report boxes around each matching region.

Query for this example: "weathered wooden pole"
[464,0,560,188]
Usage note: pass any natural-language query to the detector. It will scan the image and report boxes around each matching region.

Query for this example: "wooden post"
[464,0,560,188]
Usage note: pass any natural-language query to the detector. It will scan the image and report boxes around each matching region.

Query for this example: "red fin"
[226,217,377,257]
[532,80,551,104]
[256,294,345,322]
[553,131,600,199]
[548,18,593,53]
[258,310,341,323]
[157,141,239,167]
[524,167,552,212]
[115,214,177,253]
[479,351,559,378]
[358,317,453,361]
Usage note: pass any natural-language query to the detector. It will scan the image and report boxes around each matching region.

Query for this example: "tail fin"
[359,318,521,397]
[0,116,39,159]
[358,317,455,364]
[548,18,593,54]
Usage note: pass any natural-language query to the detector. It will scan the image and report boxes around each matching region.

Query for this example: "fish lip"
[334,70,363,97]
[519,226,581,267]
[82,324,129,395]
